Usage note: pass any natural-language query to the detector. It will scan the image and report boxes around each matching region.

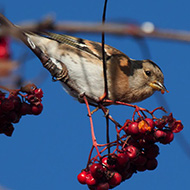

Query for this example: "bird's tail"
[0,13,29,43]
[0,14,49,62]
[0,13,69,83]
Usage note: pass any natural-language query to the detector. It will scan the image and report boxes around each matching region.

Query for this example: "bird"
[0,14,167,106]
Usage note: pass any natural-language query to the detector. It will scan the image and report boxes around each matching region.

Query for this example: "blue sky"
[0,0,190,190]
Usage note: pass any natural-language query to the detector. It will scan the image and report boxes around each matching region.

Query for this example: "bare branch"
[1,17,190,42]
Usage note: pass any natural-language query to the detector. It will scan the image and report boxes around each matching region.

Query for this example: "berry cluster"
[0,83,43,136]
[77,111,183,190]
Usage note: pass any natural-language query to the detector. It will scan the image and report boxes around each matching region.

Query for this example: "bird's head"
[128,59,168,102]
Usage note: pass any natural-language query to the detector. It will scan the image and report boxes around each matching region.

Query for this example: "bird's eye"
[145,70,151,76]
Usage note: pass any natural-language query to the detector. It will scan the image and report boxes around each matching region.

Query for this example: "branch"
[1,17,190,42]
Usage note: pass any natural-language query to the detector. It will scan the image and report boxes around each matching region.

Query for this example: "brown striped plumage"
[0,14,167,105]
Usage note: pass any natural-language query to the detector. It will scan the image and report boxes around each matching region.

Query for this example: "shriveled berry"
[77,171,87,184]
[154,119,166,129]
[170,120,184,133]
[138,120,152,133]
[108,172,122,187]
[20,83,37,94]
[34,88,43,99]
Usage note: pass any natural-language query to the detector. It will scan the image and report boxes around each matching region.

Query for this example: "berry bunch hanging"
[0,83,43,136]
[77,106,183,190]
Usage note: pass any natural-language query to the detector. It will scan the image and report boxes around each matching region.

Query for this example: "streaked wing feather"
[42,32,104,60]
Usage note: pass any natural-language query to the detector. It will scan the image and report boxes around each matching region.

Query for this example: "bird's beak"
[149,81,169,94]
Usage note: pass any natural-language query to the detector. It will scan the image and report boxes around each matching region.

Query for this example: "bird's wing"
[41,32,124,61]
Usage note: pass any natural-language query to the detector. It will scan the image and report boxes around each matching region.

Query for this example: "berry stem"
[83,95,101,158]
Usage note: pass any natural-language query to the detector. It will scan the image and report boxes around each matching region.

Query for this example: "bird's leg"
[83,95,101,159]
[98,91,108,102]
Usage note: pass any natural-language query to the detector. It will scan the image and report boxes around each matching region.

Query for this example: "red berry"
[160,130,174,144]
[125,145,139,160]
[96,183,109,190]
[145,158,158,170]
[109,172,122,187]
[145,118,155,130]
[116,153,129,166]
[127,122,139,135]
[86,173,96,186]
[31,103,43,115]
[154,130,167,141]
[145,144,159,159]
[90,163,104,179]
[77,171,87,184]
[101,157,115,170]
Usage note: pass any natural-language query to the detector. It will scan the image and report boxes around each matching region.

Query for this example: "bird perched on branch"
[0,14,167,105]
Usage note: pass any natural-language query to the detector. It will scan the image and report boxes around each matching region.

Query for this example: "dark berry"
[108,172,122,187]
[1,98,14,112]
[31,103,43,115]
[90,163,104,179]
[145,144,159,159]
[96,183,109,190]
[145,158,158,170]
[160,130,174,144]
[116,153,129,166]
[20,102,32,115]
[133,154,147,166]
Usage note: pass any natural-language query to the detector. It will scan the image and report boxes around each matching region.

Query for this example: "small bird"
[0,14,167,105]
